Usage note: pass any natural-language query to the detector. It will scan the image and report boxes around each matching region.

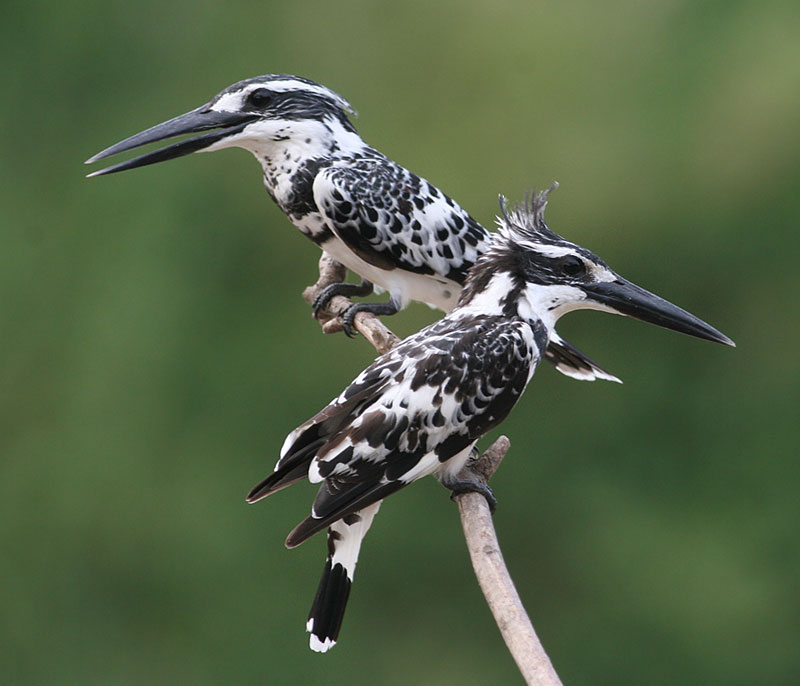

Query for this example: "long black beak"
[85,106,258,177]
[585,278,735,347]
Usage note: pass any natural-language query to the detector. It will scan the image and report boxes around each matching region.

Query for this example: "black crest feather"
[498,182,561,246]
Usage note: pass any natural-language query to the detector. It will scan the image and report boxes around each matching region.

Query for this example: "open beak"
[585,277,735,347]
[85,106,257,177]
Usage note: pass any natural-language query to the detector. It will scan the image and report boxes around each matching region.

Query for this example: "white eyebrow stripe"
[211,80,351,113]
[212,90,246,111]
[529,244,574,258]
[257,80,333,96]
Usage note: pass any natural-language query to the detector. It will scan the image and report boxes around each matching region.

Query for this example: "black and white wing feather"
[246,371,394,503]
[280,314,546,548]
[313,160,487,285]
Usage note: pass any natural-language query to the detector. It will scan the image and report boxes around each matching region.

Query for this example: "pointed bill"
[85,107,257,177]
[584,277,735,346]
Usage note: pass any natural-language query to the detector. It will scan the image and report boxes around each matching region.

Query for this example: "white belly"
[321,235,462,312]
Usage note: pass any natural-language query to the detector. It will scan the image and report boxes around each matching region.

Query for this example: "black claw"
[340,301,401,338]
[444,478,498,514]
[311,289,333,318]
[312,280,374,318]
[342,306,360,338]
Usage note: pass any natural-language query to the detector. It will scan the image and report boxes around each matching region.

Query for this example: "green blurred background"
[3,1,798,684]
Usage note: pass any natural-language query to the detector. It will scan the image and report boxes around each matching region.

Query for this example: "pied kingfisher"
[245,186,734,652]
[87,74,617,383]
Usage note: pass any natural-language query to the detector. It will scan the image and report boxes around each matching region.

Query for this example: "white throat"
[517,282,589,332]
[202,116,367,206]
[205,119,325,161]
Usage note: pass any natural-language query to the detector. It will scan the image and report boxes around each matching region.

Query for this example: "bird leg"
[312,279,375,317]
[439,472,498,514]
[341,301,400,338]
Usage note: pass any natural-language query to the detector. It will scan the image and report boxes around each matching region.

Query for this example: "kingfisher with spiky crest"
[245,186,734,652]
[86,74,619,383]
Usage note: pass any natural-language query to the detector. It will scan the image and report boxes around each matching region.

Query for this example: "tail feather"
[307,502,382,652]
[246,438,325,502]
[287,480,402,548]
[249,378,393,504]
[545,332,622,383]
[307,557,351,652]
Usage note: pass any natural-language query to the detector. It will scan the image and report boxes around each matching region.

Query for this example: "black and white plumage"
[86,74,617,383]
[246,187,734,652]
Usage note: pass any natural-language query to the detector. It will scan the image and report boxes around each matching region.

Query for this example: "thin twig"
[304,258,562,685]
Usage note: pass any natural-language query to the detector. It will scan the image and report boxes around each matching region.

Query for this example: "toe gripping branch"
[444,477,498,513]
[311,279,402,338]
[312,280,375,318]
[311,279,399,337]
[440,447,500,514]
[340,301,400,338]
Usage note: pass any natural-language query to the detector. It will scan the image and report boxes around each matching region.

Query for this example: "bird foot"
[341,301,400,338]
[441,475,497,514]
[312,280,375,318]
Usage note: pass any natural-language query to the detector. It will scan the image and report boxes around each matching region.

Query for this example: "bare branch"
[454,438,563,686]
[303,258,562,685]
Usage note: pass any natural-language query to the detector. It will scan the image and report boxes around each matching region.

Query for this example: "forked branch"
[304,256,562,686]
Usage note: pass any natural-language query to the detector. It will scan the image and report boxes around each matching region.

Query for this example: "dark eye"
[247,88,273,108]
[560,255,585,277]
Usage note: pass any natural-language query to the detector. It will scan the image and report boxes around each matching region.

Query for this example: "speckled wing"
[312,161,488,283]
[284,315,547,547]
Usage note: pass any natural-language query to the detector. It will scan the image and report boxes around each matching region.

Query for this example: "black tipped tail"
[307,557,352,653]
[302,502,382,652]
